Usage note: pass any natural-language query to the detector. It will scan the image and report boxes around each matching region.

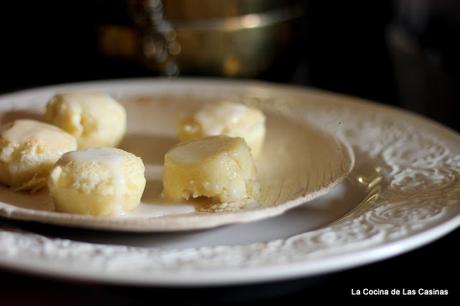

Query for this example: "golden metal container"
[162,0,300,19]
[99,0,303,77]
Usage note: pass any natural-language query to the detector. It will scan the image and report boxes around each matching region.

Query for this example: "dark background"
[2,1,399,102]
[0,0,459,304]
[1,1,459,129]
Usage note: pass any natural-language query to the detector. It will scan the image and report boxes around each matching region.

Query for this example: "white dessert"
[177,101,266,157]
[48,147,146,216]
[0,119,77,191]
[163,135,258,203]
[46,92,127,149]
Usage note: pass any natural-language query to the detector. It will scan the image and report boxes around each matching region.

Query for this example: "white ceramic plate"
[0,79,353,231]
[0,79,459,286]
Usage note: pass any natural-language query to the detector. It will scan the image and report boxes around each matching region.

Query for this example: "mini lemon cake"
[0,119,77,191]
[177,101,266,157]
[46,92,127,149]
[163,135,258,203]
[48,148,146,216]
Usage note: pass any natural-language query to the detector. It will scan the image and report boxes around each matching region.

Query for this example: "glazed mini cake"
[163,135,258,203]
[46,92,127,149]
[177,101,266,158]
[0,119,77,191]
[48,148,146,216]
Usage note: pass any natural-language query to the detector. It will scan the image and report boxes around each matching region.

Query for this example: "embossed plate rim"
[0,215,457,286]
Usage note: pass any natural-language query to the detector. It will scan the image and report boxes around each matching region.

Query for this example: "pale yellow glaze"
[0,119,77,191]
[177,101,266,157]
[48,147,146,216]
[163,135,258,203]
[46,92,127,149]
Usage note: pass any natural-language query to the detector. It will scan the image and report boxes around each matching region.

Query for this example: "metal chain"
[130,0,181,76]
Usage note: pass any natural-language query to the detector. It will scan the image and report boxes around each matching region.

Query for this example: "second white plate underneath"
[0,79,459,286]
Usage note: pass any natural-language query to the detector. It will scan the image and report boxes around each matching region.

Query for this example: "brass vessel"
[99,0,303,77]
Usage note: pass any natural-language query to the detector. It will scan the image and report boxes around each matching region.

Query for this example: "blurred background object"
[388,0,460,130]
[0,0,459,131]
[121,0,304,77]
